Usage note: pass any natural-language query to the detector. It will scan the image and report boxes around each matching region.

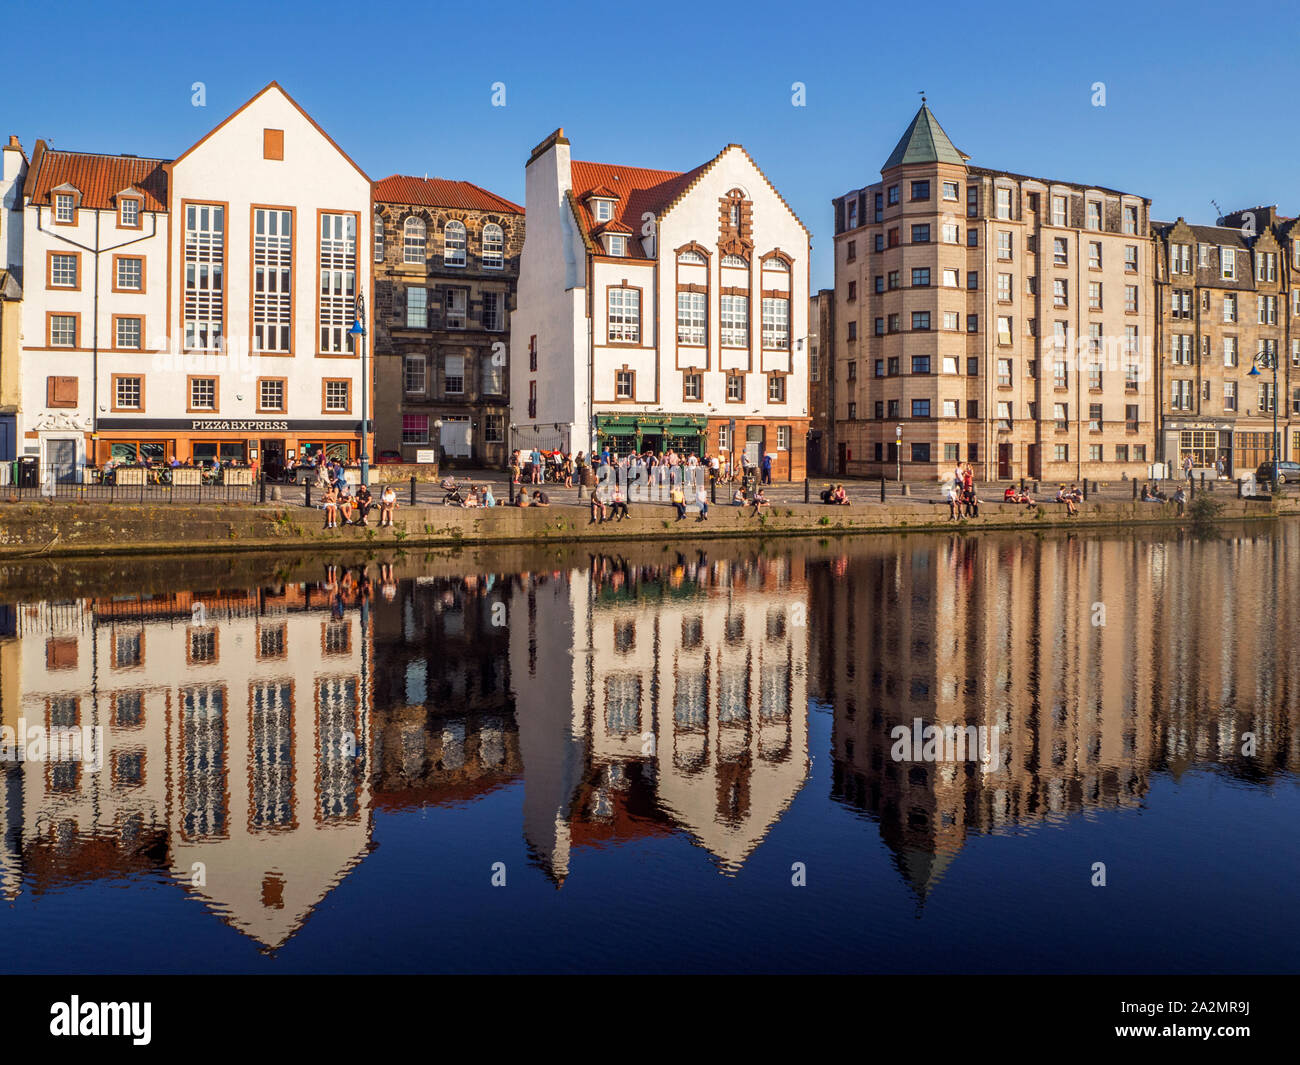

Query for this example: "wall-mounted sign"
[415,449,436,464]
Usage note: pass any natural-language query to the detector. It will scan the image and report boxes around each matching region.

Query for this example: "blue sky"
[10,0,1299,289]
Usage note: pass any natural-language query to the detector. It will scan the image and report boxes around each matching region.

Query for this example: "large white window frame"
[252,207,292,354]
[319,212,356,354]
[607,287,641,343]
[444,220,467,267]
[403,217,426,264]
[482,223,504,269]
[183,203,224,351]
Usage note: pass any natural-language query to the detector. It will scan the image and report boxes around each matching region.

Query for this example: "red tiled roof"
[374,175,523,214]
[570,159,707,257]
[25,147,169,212]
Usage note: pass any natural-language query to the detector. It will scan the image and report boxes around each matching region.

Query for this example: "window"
[481,358,505,394]
[49,314,77,347]
[967,271,979,290]
[911,224,930,243]
[1053,403,1069,430]
[606,234,627,256]
[912,311,930,331]
[942,356,959,374]
[997,231,1012,260]
[483,290,503,332]
[684,372,702,400]
[442,287,467,329]
[403,217,426,263]
[402,414,429,444]
[374,212,384,262]
[594,199,614,222]
[406,287,427,328]
[114,316,141,349]
[1054,444,1069,462]
[189,377,216,411]
[1223,294,1237,323]
[1053,238,1068,266]
[762,297,790,349]
[612,369,634,400]
[257,377,285,412]
[997,357,1013,385]
[112,255,143,292]
[996,402,1012,430]
[942,310,959,330]
[1125,245,1138,273]
[943,399,959,418]
[1123,205,1138,234]
[911,180,930,201]
[323,379,351,412]
[319,212,356,354]
[911,355,930,374]
[484,414,504,443]
[887,184,899,205]
[967,228,979,247]
[1089,445,1103,462]
[726,374,744,401]
[404,355,426,394]
[1125,285,1138,313]
[1221,247,1236,280]
[444,220,466,267]
[847,240,857,261]
[1051,196,1067,227]
[887,357,900,375]
[996,316,1012,344]
[670,292,710,354]
[55,192,75,223]
[50,252,78,288]
[943,181,959,201]
[252,207,292,353]
[1053,279,1068,307]
[1089,403,1103,431]
[608,288,641,343]
[114,376,142,410]
[1087,201,1102,230]
[845,200,858,229]
[888,270,900,289]
[768,375,786,402]
[967,314,979,333]
[943,268,959,288]
[1258,295,1277,325]
[1088,241,1102,270]
[910,443,930,463]
[912,267,931,287]
[873,319,883,337]
[444,355,465,394]
[942,222,959,244]
[721,295,749,347]
[1224,336,1238,366]
[1170,243,1189,273]
[1088,282,1102,310]
[997,273,1012,301]
[996,187,1012,219]
[482,223,504,269]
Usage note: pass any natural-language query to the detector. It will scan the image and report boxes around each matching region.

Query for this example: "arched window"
[374,213,385,262]
[678,249,706,264]
[444,219,466,267]
[482,223,504,269]
[403,217,426,264]
[721,254,748,268]
[764,255,790,271]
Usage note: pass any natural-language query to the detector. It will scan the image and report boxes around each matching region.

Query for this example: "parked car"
[1255,460,1300,484]
[374,450,404,465]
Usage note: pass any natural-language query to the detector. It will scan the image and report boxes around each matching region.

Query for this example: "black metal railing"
[0,464,266,504]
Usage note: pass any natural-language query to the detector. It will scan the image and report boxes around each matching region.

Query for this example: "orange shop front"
[92,417,367,468]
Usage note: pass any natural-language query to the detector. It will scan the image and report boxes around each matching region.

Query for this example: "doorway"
[260,438,287,479]
[745,426,764,468]
[46,438,77,482]
[1027,443,1040,480]
[997,443,1012,480]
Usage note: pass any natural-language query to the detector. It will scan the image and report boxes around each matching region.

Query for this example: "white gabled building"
[511,129,811,477]
[18,82,372,479]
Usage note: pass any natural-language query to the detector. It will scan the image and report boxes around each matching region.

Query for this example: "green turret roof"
[882,103,966,171]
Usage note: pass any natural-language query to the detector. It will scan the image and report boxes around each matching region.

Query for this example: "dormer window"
[55,192,75,223]
[117,193,142,229]
[605,234,626,256]
[593,199,615,222]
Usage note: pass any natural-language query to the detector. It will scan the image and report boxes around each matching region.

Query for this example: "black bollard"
[804,478,809,504]
[410,476,417,507]
[880,475,886,502]
[1082,480,1088,502]
[259,471,266,504]
[305,481,311,509]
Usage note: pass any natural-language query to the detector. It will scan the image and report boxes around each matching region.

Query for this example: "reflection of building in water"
[4,580,372,950]
[810,531,1300,901]
[369,573,522,810]
[513,552,810,881]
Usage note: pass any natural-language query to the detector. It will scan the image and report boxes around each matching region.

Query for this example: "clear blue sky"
[10,0,1298,289]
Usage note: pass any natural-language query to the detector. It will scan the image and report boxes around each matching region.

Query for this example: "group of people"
[948,480,982,519]
[510,446,777,494]
[1054,483,1084,516]
[819,484,851,505]
[322,481,399,529]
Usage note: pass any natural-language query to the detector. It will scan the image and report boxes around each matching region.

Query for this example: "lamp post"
[348,294,369,487]
[895,424,903,483]
[1248,346,1279,492]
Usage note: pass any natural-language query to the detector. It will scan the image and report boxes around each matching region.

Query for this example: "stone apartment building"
[832,103,1155,483]
[808,289,834,475]
[372,176,523,467]
[0,135,25,462]
[1152,207,1300,476]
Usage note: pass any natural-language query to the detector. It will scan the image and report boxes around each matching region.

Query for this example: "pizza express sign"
[191,419,290,431]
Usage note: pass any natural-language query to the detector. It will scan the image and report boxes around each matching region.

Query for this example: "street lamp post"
[348,293,369,487]
[895,424,903,483]
[1248,347,1279,493]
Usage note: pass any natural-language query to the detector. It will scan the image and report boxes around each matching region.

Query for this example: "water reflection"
[0,526,1297,964]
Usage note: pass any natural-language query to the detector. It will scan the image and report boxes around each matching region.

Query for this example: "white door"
[442,417,471,457]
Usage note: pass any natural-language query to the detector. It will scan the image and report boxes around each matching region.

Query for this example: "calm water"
[0,526,1297,974]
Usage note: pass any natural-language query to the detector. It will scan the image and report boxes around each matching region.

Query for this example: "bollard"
[410,476,417,507]
[1082,481,1088,502]
[259,472,266,504]
[901,483,910,497]
[1190,475,1196,498]
[1020,476,1025,493]
[1237,478,1244,499]
[880,475,886,503]
[305,481,312,509]
[1132,478,1138,500]
[1033,481,1040,496]
[711,476,717,505]
[804,478,809,504]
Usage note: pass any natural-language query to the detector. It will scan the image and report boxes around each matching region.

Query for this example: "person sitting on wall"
[1055,484,1078,516]
[733,486,748,506]
[749,488,770,516]
[379,485,398,527]
[352,483,373,526]
[482,486,496,508]
[831,484,851,505]
[532,490,551,507]
[323,484,340,529]
[610,485,630,521]
[1174,486,1187,516]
